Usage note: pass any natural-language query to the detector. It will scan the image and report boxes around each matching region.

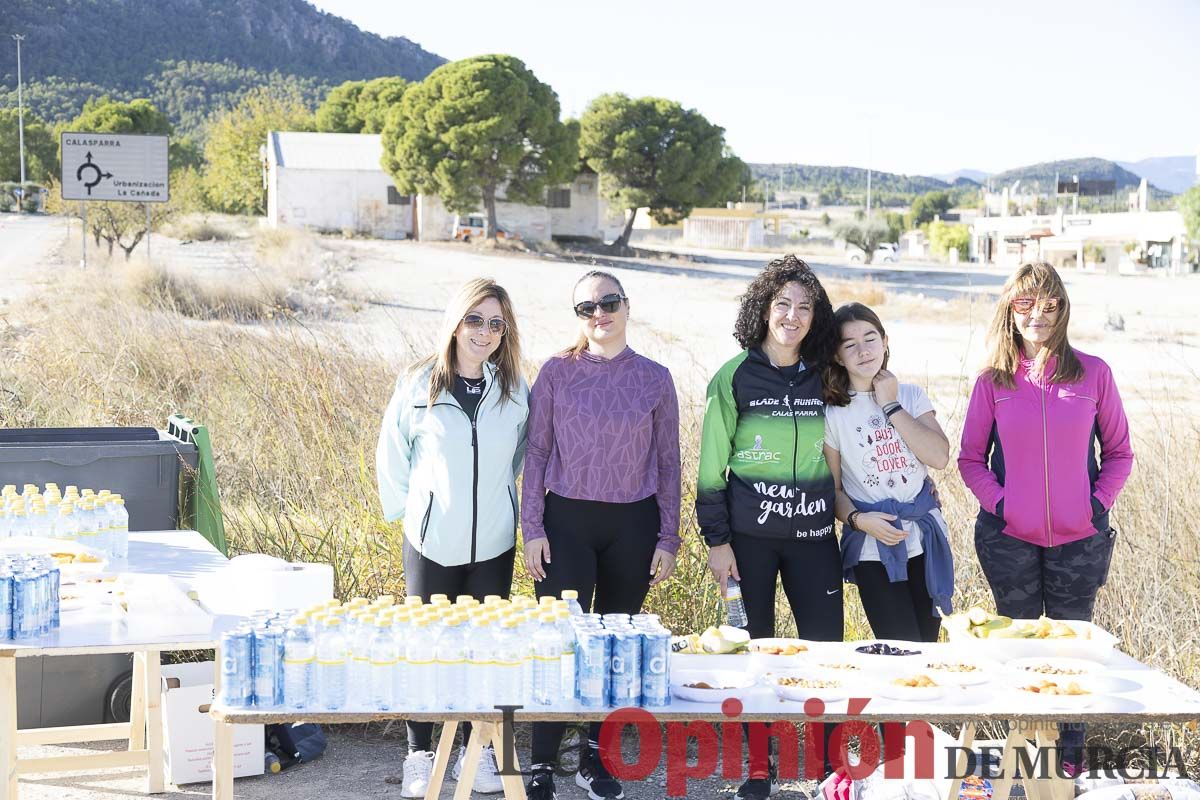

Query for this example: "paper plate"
[670,669,756,703]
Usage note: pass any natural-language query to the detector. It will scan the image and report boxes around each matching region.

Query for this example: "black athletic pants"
[530,492,661,769]
[731,533,843,778]
[402,537,516,754]
[853,553,942,643]
[975,517,1118,761]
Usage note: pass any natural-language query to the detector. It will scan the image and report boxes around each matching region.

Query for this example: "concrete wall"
[683,216,766,250]
[415,194,552,242]
[272,168,412,238]
[549,174,602,239]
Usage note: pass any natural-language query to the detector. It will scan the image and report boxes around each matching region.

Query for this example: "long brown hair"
[824,302,890,406]
[419,278,522,406]
[565,270,627,358]
[985,262,1083,388]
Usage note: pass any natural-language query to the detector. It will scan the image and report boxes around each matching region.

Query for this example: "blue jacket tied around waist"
[840,480,954,616]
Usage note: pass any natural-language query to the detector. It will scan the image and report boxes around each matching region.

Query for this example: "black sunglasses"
[574,293,627,320]
[462,313,507,335]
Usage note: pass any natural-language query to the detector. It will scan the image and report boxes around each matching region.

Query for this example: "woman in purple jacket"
[522,270,681,800]
[959,261,1133,772]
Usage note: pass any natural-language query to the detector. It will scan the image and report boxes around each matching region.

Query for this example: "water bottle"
[435,615,467,711]
[282,615,315,710]
[724,578,749,629]
[466,615,494,712]
[406,618,435,712]
[264,753,282,774]
[369,617,398,710]
[75,500,97,548]
[316,617,347,710]
[532,613,562,706]
[349,612,375,708]
[9,506,29,538]
[390,611,410,709]
[53,504,79,542]
[28,505,50,539]
[110,497,129,560]
[492,618,522,706]
[91,498,112,555]
[555,609,577,701]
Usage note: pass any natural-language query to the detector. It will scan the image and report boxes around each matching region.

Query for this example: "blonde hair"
[419,278,522,406]
[565,270,627,358]
[984,262,1083,388]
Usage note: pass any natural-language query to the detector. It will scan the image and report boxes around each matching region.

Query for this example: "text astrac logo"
[734,434,782,463]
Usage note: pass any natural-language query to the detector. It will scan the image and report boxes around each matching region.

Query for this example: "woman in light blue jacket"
[376,277,528,798]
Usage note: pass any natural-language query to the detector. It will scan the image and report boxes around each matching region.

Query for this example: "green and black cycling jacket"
[696,347,836,547]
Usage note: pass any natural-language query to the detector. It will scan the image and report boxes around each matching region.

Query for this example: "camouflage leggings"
[974,514,1117,621]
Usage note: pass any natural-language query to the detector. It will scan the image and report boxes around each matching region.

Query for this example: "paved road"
[0,213,69,306]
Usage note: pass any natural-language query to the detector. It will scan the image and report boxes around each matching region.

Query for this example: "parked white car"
[847,243,900,264]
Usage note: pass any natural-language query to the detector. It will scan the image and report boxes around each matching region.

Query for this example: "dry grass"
[0,263,1195,771]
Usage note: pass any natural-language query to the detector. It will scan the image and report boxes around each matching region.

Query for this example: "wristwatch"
[847,510,862,530]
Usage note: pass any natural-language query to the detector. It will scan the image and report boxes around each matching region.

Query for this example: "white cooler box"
[161,662,263,785]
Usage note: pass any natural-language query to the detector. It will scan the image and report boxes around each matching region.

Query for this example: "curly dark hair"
[733,254,836,366]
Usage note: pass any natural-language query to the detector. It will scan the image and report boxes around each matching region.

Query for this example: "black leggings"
[402,538,515,753]
[853,553,942,643]
[530,492,660,768]
[731,534,843,776]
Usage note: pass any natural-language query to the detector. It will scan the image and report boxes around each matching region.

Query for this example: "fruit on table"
[699,625,751,654]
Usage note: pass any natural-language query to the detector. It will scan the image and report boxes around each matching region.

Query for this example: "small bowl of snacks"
[670,669,757,703]
[771,669,849,703]
[875,673,944,702]
[921,657,997,686]
[1013,677,1096,710]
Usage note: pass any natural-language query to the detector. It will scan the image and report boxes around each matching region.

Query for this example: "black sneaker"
[576,749,625,800]
[527,768,557,800]
[736,758,779,799]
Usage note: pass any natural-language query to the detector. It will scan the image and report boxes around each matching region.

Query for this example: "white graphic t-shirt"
[824,384,947,562]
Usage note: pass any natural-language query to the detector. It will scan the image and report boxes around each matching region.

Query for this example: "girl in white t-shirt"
[823,303,953,642]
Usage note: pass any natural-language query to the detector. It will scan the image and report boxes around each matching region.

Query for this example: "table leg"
[489,722,527,800]
[424,721,458,800]
[144,651,164,793]
[1,655,17,800]
[946,722,977,800]
[130,652,146,752]
[988,728,1027,800]
[212,721,234,800]
[453,722,487,800]
[1034,724,1073,800]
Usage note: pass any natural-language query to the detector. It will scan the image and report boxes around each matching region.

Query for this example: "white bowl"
[845,640,928,671]
[873,675,945,702]
[1005,656,1105,679]
[1009,675,1098,710]
[670,669,756,703]
[918,656,1000,686]
[769,668,851,703]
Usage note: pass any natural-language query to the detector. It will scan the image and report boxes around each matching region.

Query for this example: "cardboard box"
[161,662,263,785]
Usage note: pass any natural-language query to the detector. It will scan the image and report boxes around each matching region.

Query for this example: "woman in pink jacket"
[959,261,1133,773]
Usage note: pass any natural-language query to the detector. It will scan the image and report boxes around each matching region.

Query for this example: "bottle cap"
[561,589,579,601]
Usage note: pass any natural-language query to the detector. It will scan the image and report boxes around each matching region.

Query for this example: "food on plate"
[893,675,938,688]
[750,640,808,655]
[818,663,861,671]
[951,607,1089,640]
[50,550,103,565]
[684,681,736,690]
[856,642,921,656]
[1020,663,1087,676]
[926,662,982,673]
[951,606,1015,638]
[1005,617,1081,640]
[1020,680,1090,696]
[673,626,751,654]
[778,676,842,689]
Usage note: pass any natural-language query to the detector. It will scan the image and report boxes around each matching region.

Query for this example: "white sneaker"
[452,744,505,794]
[401,750,435,798]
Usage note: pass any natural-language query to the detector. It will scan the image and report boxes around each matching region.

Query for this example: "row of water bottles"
[218,590,670,713]
[0,483,129,559]
[0,553,62,640]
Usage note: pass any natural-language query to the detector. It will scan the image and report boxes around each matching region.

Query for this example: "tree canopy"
[910,190,952,227]
[580,93,746,247]
[0,109,56,183]
[1179,186,1200,245]
[381,55,577,239]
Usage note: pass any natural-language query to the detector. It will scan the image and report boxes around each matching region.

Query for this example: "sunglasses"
[1010,297,1061,315]
[462,313,507,335]
[573,293,626,319]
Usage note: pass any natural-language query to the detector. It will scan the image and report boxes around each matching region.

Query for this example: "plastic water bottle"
[110,497,129,560]
[492,618,522,706]
[28,505,50,539]
[369,617,398,710]
[75,500,97,548]
[91,498,112,555]
[9,506,29,538]
[349,612,375,708]
[435,615,467,711]
[555,609,577,701]
[53,504,79,542]
[406,618,436,712]
[466,615,494,712]
[283,615,315,710]
[724,578,749,629]
[316,617,347,710]
[532,613,562,706]
[390,611,410,708]
[561,590,584,617]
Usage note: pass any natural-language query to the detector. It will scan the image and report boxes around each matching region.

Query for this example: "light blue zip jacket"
[376,361,529,567]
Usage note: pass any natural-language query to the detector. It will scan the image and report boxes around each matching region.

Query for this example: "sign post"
[60,132,169,267]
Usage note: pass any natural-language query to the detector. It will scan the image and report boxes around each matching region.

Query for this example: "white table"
[1,530,235,800]
[210,647,1200,800]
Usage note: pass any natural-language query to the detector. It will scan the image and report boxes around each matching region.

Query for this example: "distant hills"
[750,163,966,198]
[0,0,446,139]
[1116,156,1196,194]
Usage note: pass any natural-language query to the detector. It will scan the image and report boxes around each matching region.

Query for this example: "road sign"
[60,132,169,203]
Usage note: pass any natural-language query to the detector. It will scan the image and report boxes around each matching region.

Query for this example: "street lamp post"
[12,34,27,188]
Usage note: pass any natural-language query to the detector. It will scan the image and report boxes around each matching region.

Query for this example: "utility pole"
[12,34,26,186]
[865,127,873,221]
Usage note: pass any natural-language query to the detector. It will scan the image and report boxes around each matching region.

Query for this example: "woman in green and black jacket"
[697,255,840,800]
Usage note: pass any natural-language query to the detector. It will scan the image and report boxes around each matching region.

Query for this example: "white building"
[265,131,614,242]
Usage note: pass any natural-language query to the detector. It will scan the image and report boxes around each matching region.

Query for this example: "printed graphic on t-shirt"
[853,413,922,491]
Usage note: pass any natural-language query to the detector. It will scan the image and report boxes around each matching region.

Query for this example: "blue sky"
[311,0,1200,177]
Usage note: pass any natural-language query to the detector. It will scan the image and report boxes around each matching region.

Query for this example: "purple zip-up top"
[521,346,682,554]
[959,350,1134,547]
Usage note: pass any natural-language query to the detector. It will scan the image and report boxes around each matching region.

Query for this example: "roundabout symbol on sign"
[75,151,113,196]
